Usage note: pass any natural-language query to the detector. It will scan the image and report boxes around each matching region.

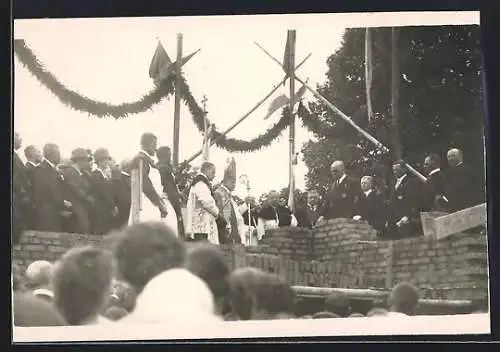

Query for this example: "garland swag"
[14,39,298,152]
[14,39,175,118]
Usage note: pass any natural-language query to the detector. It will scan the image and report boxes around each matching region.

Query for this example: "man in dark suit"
[32,143,72,232]
[90,148,118,235]
[445,148,481,212]
[421,153,447,212]
[353,176,386,234]
[23,145,43,189]
[156,146,185,238]
[61,148,95,234]
[112,159,132,230]
[318,160,361,222]
[385,161,421,239]
[295,190,322,229]
[13,132,33,238]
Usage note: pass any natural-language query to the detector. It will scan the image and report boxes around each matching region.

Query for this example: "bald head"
[25,260,54,289]
[360,176,373,192]
[447,148,463,167]
[330,160,345,180]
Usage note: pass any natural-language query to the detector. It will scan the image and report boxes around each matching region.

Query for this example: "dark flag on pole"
[282,32,293,86]
[149,41,172,82]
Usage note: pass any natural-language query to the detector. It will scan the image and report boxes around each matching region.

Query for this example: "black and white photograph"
[12,11,490,341]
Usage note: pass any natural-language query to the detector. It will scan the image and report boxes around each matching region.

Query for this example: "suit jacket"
[90,169,115,235]
[354,190,386,232]
[295,204,320,229]
[241,208,258,228]
[24,161,38,193]
[445,163,479,212]
[112,172,131,230]
[32,160,66,232]
[257,205,293,227]
[320,176,361,220]
[388,174,421,225]
[421,169,447,212]
[157,164,185,238]
[214,185,241,244]
[129,151,161,208]
[62,166,94,234]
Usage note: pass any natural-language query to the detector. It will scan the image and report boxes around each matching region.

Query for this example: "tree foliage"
[302,25,484,197]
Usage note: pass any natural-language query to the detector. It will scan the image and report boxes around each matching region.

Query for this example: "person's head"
[24,145,43,163]
[70,148,93,171]
[325,291,351,317]
[93,148,112,170]
[140,133,158,156]
[424,153,441,173]
[200,161,216,181]
[267,191,280,207]
[253,273,296,320]
[14,132,22,150]
[388,282,420,316]
[360,176,374,192]
[244,196,256,207]
[331,160,345,180]
[25,260,53,290]
[228,267,268,320]
[156,146,172,165]
[185,243,231,315]
[223,177,236,192]
[392,161,407,178]
[43,143,61,165]
[307,190,320,206]
[113,222,186,293]
[312,311,340,319]
[349,312,365,318]
[103,306,128,321]
[447,148,463,168]
[367,308,389,317]
[13,292,66,327]
[52,246,115,325]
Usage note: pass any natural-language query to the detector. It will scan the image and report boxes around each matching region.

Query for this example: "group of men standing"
[295,149,484,239]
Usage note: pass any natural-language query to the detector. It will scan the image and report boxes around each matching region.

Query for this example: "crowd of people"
[14,221,434,327]
[12,129,485,247]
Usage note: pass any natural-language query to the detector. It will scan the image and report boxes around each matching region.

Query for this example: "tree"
[302,25,484,198]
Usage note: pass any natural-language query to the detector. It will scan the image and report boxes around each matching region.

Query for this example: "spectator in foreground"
[24,260,54,302]
[367,308,389,317]
[252,273,296,320]
[103,306,128,321]
[122,268,222,324]
[13,292,66,327]
[228,267,269,321]
[52,246,114,325]
[348,313,365,318]
[312,311,340,319]
[388,282,420,317]
[323,291,351,318]
[104,280,137,313]
[113,222,187,294]
[185,243,231,316]
[13,263,25,292]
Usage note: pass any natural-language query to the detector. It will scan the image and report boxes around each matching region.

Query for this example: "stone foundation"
[12,218,489,301]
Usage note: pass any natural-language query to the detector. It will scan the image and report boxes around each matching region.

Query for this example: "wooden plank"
[421,211,448,237]
[129,159,143,225]
[434,203,487,239]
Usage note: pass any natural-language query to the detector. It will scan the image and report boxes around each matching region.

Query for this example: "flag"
[179,49,200,68]
[282,31,295,86]
[364,27,374,122]
[287,158,296,212]
[264,94,289,120]
[149,42,172,81]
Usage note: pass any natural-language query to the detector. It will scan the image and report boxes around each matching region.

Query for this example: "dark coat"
[241,208,258,228]
[158,164,185,238]
[90,169,115,235]
[257,204,293,227]
[320,176,361,220]
[13,152,35,231]
[62,166,94,234]
[354,190,386,232]
[421,169,447,212]
[295,204,321,229]
[32,160,67,232]
[445,163,481,212]
[386,174,421,239]
[112,172,131,230]
[129,152,162,208]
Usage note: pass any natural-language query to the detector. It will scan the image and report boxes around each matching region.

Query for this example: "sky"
[13,12,479,199]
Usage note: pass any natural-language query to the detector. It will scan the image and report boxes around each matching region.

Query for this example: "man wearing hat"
[214,158,244,244]
[90,148,118,235]
[61,148,95,234]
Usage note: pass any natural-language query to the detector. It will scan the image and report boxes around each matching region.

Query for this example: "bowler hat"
[70,148,91,162]
[93,148,111,162]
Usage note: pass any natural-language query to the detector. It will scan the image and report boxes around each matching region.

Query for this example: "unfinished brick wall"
[12,219,489,301]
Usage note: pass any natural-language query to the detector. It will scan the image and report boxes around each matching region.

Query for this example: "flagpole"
[173,33,183,168]
[288,30,296,213]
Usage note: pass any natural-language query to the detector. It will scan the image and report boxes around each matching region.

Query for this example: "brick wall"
[12,219,489,302]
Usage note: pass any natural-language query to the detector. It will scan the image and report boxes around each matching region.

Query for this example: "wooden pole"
[173,33,183,168]
[180,54,312,168]
[288,30,296,212]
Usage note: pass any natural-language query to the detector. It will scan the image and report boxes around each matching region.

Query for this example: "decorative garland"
[14,39,293,152]
[13,39,175,118]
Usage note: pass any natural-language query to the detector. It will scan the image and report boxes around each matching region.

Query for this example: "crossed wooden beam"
[253,41,427,183]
